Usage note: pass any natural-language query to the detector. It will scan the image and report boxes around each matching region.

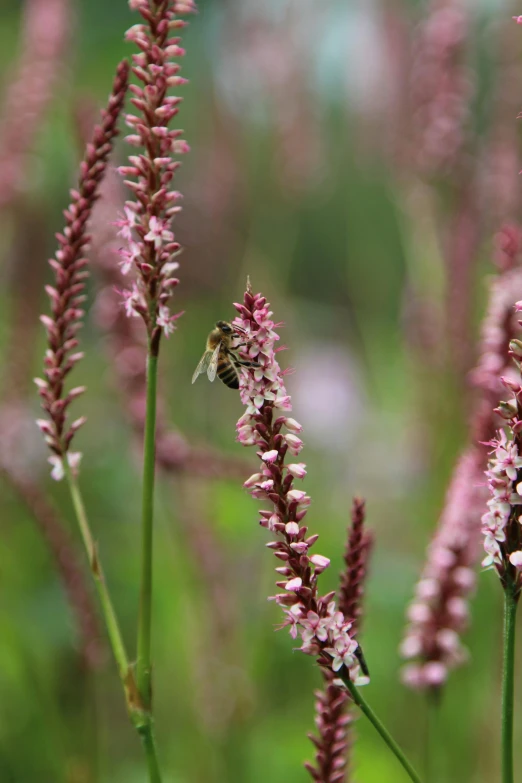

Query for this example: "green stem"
[502,582,518,783]
[136,350,159,709]
[341,673,423,783]
[65,464,130,680]
[141,724,163,783]
[65,463,163,782]
[425,689,441,783]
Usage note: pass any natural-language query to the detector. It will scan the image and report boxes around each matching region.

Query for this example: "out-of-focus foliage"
[0,0,520,781]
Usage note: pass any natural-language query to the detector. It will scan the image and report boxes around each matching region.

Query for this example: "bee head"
[216,320,233,334]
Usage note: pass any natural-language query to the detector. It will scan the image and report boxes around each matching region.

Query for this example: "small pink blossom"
[324,634,358,672]
[287,463,306,478]
[144,216,174,249]
[114,205,136,241]
[262,450,279,463]
[48,451,82,481]
[118,241,141,274]
[285,577,302,592]
[301,611,329,644]
[284,433,304,454]
[509,551,522,567]
[287,489,307,503]
[310,554,330,571]
[156,305,183,337]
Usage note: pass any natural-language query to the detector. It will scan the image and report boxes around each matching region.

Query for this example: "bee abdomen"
[217,358,239,389]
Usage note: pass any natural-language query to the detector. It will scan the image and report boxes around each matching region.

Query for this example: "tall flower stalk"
[34,55,140,723]
[117,0,195,722]
[305,498,373,782]
[233,283,422,783]
[34,56,168,781]
[481,356,522,783]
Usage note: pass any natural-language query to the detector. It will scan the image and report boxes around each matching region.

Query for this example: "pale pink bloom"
[301,611,329,644]
[118,241,141,274]
[285,577,302,592]
[492,437,522,481]
[48,451,82,481]
[121,285,143,318]
[284,418,303,432]
[283,603,302,639]
[285,522,299,536]
[156,305,183,337]
[509,551,522,567]
[144,216,174,249]
[284,433,304,454]
[262,450,279,463]
[423,662,447,687]
[287,463,307,478]
[324,634,358,672]
[114,205,136,240]
[287,489,307,503]
[310,554,330,570]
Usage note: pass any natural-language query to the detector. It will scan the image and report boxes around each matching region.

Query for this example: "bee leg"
[234,358,260,368]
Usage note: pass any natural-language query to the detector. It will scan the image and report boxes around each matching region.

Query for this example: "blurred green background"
[0,0,520,780]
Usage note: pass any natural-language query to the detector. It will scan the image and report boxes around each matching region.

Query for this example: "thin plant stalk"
[501,579,518,783]
[142,727,163,783]
[425,689,441,783]
[64,462,129,682]
[137,350,159,708]
[341,674,423,783]
[64,462,163,781]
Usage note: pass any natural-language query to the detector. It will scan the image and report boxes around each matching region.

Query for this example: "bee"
[191,320,259,390]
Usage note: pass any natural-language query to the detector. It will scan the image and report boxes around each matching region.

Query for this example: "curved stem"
[65,462,164,782]
[502,583,518,783]
[65,464,130,680]
[341,673,423,783]
[136,350,159,709]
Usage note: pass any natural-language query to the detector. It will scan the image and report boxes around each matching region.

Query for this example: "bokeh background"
[0,0,521,780]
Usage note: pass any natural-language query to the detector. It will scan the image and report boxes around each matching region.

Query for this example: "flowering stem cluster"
[234,283,422,783]
[305,498,372,783]
[36,60,130,478]
[117,0,195,352]
[481,301,522,783]
[119,4,196,772]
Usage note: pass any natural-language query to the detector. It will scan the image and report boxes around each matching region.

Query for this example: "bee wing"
[207,342,221,382]
[192,350,213,384]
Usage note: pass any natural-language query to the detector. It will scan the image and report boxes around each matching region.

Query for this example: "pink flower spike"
[234,285,370,691]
